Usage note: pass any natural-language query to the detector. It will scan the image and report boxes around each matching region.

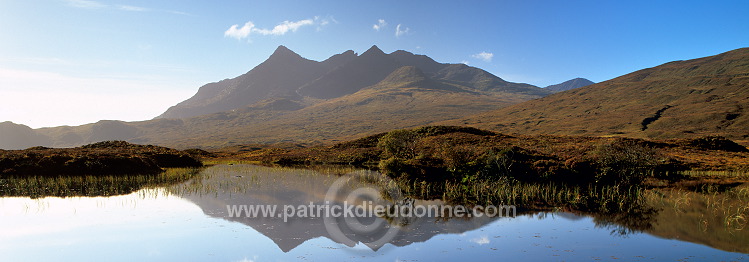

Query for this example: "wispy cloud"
[224,18,319,40]
[256,19,314,35]
[64,0,106,9]
[373,19,387,31]
[234,257,257,262]
[471,52,494,62]
[395,24,409,37]
[314,15,337,31]
[166,10,191,16]
[117,5,149,12]
[64,1,185,15]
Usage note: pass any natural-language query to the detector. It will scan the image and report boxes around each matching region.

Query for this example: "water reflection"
[0,164,747,261]
[168,164,749,256]
[170,165,504,252]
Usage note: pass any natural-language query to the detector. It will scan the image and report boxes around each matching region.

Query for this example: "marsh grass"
[0,167,201,198]
[201,159,263,166]
[349,171,649,217]
[678,170,749,179]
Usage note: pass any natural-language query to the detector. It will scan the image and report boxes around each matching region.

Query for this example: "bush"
[477,147,517,177]
[377,129,420,159]
[589,140,660,185]
[687,136,748,152]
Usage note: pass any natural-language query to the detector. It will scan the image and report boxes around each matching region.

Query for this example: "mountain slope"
[544,78,594,92]
[450,48,749,141]
[296,45,403,98]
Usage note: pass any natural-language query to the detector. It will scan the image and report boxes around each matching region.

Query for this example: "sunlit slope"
[449,48,749,142]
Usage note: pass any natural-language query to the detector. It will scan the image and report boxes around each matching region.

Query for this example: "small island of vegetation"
[0,141,203,198]
[0,140,202,176]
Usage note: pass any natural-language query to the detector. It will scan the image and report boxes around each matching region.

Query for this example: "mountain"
[449,48,749,142]
[544,78,594,92]
[119,64,545,148]
[157,45,348,119]
[25,45,550,149]
[158,45,549,120]
[0,121,52,150]
[35,120,142,148]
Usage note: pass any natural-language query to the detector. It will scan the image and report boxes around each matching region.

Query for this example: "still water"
[1,164,748,261]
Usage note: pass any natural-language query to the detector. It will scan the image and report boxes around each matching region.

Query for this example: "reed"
[0,167,201,198]
[645,184,749,233]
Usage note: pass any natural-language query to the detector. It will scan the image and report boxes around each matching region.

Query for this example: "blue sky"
[1,0,748,128]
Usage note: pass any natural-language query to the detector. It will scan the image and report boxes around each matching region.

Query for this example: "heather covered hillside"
[450,48,749,144]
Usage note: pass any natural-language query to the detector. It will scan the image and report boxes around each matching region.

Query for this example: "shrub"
[377,129,420,159]
[589,140,660,185]
[687,136,748,152]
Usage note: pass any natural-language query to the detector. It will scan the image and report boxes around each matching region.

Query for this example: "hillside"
[449,48,749,143]
[544,78,594,92]
[0,122,51,150]
[28,46,550,149]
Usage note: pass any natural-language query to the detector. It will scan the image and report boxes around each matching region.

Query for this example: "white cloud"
[395,24,410,37]
[118,5,149,12]
[461,60,470,65]
[254,19,314,35]
[471,52,494,62]
[224,19,318,40]
[64,0,106,9]
[470,236,490,245]
[373,19,387,31]
[225,22,255,40]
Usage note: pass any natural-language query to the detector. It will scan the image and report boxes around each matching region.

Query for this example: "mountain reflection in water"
[1,164,748,261]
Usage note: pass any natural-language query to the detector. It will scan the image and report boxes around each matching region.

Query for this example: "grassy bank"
[227,126,749,186]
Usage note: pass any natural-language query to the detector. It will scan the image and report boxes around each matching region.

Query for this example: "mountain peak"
[268,45,303,60]
[361,45,386,57]
[544,78,594,92]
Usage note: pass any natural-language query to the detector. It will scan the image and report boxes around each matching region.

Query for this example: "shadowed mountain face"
[158,45,549,120]
[157,46,349,119]
[450,47,749,142]
[544,78,594,92]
